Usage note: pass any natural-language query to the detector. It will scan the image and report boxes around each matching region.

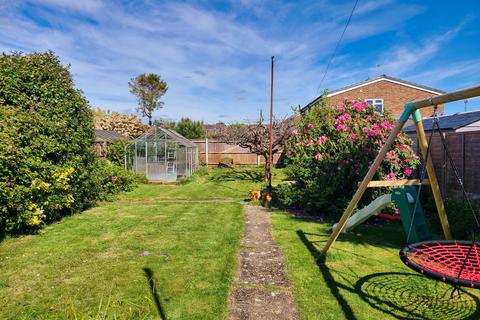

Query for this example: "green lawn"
[0,188,243,319]
[118,166,273,201]
[272,212,480,320]
[3,166,477,319]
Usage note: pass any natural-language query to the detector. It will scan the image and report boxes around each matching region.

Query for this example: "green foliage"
[0,52,97,232]
[107,139,131,166]
[272,183,303,208]
[128,73,168,125]
[153,118,176,129]
[427,199,480,240]
[178,166,210,185]
[174,117,207,139]
[285,98,420,218]
[91,160,139,200]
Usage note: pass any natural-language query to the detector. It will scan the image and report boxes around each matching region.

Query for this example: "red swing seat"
[400,240,480,288]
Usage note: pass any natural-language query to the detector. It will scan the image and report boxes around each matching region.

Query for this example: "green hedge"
[107,139,131,166]
[92,160,140,200]
[0,52,138,233]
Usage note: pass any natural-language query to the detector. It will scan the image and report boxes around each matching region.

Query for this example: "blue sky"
[1,0,479,123]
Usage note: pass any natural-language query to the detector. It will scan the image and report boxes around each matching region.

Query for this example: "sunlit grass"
[119,166,286,201]
[272,212,480,320]
[0,198,243,319]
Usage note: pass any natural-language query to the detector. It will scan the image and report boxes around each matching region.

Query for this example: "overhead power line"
[315,0,359,96]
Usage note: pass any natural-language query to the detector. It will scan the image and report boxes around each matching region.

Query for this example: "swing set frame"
[323,84,480,255]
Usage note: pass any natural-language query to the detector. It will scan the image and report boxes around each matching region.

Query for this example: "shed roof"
[133,126,197,148]
[403,110,480,133]
[95,129,127,142]
[162,127,198,148]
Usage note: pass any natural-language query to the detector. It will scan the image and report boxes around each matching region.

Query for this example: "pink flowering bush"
[285,98,420,217]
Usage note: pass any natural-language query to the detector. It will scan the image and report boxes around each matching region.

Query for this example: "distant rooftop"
[95,129,127,142]
[403,110,480,133]
[329,74,446,96]
[302,74,445,113]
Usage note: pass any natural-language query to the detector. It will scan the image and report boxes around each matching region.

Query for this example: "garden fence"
[408,131,480,202]
[191,139,281,166]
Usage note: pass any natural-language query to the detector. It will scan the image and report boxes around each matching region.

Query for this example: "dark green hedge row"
[0,52,137,233]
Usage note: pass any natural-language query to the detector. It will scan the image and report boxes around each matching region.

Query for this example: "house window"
[366,99,384,113]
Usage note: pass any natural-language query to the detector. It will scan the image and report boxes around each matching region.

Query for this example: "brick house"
[302,74,445,118]
[204,122,227,139]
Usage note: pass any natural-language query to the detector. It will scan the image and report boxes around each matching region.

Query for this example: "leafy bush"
[285,98,420,218]
[174,117,207,139]
[272,183,303,208]
[426,199,480,240]
[0,52,99,232]
[107,139,131,166]
[91,160,139,200]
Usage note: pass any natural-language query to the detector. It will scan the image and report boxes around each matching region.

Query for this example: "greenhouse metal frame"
[125,126,198,182]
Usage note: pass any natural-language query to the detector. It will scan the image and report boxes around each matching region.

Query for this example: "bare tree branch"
[218,112,294,180]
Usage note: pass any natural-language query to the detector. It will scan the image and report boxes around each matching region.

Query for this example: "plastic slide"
[332,194,392,233]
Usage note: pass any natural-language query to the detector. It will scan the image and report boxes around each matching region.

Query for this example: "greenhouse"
[125,126,198,182]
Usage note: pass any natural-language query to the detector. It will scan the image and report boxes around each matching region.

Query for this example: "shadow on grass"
[297,230,480,320]
[292,213,406,250]
[297,230,357,320]
[356,272,480,320]
[143,268,167,320]
[210,167,264,182]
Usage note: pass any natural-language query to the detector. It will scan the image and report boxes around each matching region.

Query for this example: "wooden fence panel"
[191,139,281,166]
[408,131,480,202]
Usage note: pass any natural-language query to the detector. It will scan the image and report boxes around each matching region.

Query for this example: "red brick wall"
[327,80,444,118]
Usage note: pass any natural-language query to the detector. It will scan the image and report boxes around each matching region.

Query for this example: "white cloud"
[372,21,467,77]
[0,0,464,122]
[31,0,104,14]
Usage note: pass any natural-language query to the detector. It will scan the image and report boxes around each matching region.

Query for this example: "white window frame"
[365,98,384,113]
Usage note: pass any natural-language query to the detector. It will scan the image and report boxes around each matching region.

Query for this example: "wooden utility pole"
[268,56,275,188]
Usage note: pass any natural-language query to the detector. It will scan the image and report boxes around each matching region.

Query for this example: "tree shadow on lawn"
[209,167,264,182]
[297,230,480,320]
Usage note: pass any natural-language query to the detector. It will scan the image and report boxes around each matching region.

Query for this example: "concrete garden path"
[228,205,298,319]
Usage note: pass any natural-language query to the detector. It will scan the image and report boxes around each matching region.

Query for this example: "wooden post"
[124,145,127,170]
[145,140,148,180]
[134,140,138,173]
[205,138,209,167]
[322,119,407,254]
[415,119,452,239]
